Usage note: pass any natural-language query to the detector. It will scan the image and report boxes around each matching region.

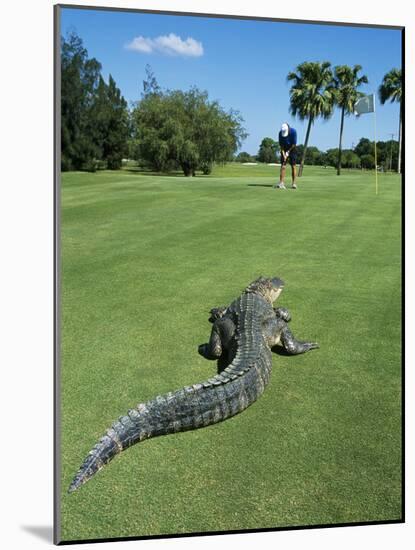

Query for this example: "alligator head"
[245,276,285,304]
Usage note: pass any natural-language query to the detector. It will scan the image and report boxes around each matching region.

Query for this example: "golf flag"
[354,94,375,115]
[354,94,378,194]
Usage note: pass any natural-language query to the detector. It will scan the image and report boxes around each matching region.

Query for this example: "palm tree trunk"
[337,106,345,176]
[398,102,402,174]
[299,116,313,177]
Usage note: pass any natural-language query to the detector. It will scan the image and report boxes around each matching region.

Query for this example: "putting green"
[59,164,402,542]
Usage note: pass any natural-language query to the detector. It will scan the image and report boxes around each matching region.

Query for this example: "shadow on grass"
[124,169,184,177]
[123,168,210,178]
[271,345,320,357]
[271,345,318,357]
[271,346,295,357]
[247,183,274,188]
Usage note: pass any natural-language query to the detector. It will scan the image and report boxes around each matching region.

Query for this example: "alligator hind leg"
[208,306,227,323]
[280,325,319,355]
[198,326,222,360]
[198,315,236,362]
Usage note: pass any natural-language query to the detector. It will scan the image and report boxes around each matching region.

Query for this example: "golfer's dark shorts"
[281,149,297,166]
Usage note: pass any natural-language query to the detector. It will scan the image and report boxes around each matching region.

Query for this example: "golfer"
[274,122,297,189]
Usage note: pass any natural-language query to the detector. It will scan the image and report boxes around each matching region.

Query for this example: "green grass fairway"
[60,165,402,542]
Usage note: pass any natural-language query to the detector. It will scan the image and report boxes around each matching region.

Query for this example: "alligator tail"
[68,356,269,493]
[68,404,152,493]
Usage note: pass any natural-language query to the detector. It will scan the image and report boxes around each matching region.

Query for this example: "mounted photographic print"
[54,3,404,544]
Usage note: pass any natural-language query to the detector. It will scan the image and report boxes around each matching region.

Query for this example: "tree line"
[131,66,247,176]
[236,136,400,171]
[61,33,130,171]
[61,32,402,176]
[61,33,246,175]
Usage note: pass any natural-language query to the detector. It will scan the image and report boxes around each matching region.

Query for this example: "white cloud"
[125,33,203,57]
[126,36,154,53]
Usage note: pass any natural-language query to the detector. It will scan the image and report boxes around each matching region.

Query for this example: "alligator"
[68,276,318,493]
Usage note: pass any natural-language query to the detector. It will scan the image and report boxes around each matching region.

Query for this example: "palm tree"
[287,61,336,176]
[333,65,368,175]
[379,68,402,173]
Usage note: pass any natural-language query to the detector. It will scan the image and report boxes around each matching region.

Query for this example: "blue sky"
[61,7,402,155]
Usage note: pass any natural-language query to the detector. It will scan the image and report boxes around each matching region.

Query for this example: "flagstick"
[374,95,378,195]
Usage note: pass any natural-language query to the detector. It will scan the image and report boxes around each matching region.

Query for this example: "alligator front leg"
[264,315,318,354]
[280,325,319,355]
[274,307,291,322]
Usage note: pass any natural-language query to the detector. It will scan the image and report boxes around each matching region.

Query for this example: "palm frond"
[332,64,368,113]
[378,68,402,104]
[287,61,335,122]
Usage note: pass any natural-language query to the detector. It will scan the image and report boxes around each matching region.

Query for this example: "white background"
[0,0,413,548]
